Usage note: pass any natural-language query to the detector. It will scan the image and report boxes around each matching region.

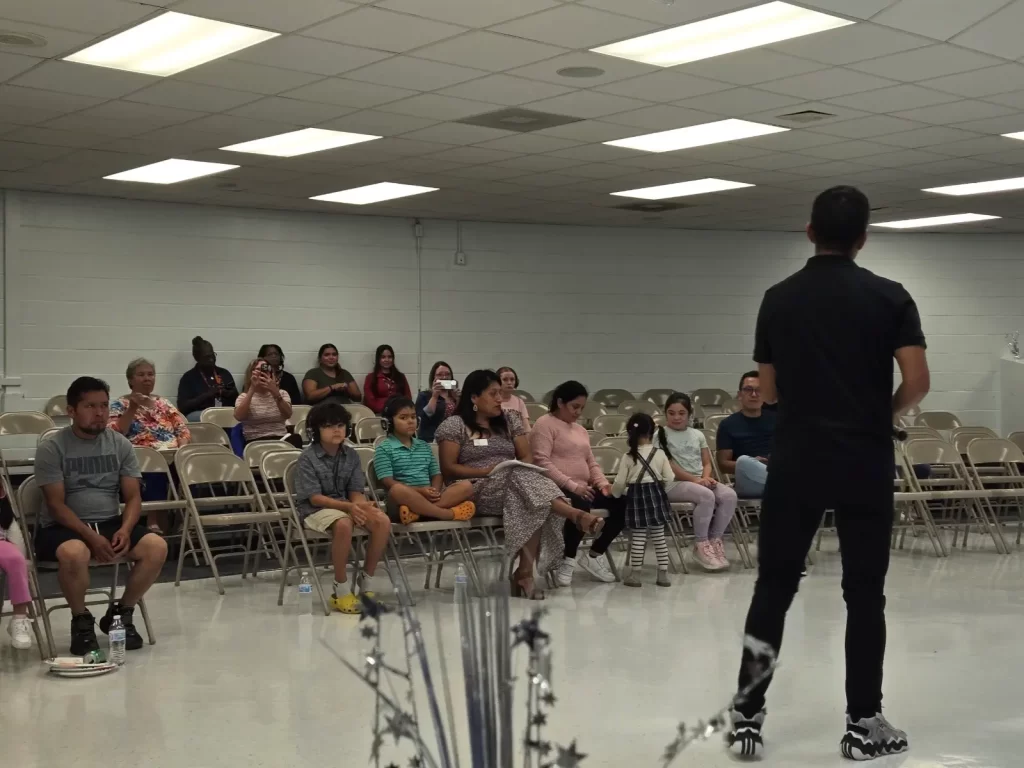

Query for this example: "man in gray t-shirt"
[34,377,168,656]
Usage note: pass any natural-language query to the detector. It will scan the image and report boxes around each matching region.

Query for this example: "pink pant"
[0,539,31,606]
[667,481,738,541]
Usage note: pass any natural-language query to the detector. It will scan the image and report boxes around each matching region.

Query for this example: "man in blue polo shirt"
[716,371,776,498]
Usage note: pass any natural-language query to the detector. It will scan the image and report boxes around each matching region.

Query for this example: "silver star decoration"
[384,711,416,744]
[370,732,384,761]
[553,740,586,768]
[360,624,377,639]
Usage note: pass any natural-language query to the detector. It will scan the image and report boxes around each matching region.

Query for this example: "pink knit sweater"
[529,413,608,495]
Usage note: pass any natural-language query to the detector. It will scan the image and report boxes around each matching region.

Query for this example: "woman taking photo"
[363,344,412,414]
[530,381,624,586]
[416,360,460,442]
[497,366,531,429]
[258,344,301,404]
[436,370,604,600]
[303,343,361,405]
[235,358,302,447]
[177,336,239,421]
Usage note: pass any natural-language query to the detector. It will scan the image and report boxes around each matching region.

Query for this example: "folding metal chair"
[592,389,634,410]
[0,412,55,435]
[586,430,604,447]
[949,427,997,455]
[592,414,626,436]
[964,438,1024,550]
[186,421,231,446]
[512,389,534,403]
[691,389,731,408]
[915,411,962,430]
[641,389,675,408]
[344,403,376,424]
[703,413,729,436]
[579,401,606,430]
[0,475,48,659]
[598,436,629,453]
[354,417,387,444]
[618,400,660,418]
[525,402,548,424]
[199,407,238,428]
[288,404,311,427]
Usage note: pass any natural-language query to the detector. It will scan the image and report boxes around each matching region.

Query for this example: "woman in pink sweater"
[530,381,625,587]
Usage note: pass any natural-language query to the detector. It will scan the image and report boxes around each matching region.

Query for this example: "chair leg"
[277,520,294,607]
[175,514,192,586]
[192,518,226,595]
[387,537,416,606]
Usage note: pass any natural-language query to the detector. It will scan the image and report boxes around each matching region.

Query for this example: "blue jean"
[735,455,768,498]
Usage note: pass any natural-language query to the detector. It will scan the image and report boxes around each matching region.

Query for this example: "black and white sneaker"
[726,707,765,758]
[840,713,908,761]
[69,611,99,656]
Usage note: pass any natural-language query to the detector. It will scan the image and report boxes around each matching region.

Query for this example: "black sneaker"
[69,611,99,656]
[840,713,908,761]
[726,707,765,759]
[100,603,144,651]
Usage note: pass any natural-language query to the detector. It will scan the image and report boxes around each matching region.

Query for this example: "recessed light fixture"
[221,128,381,157]
[605,119,788,153]
[311,182,438,205]
[872,213,999,229]
[923,177,1024,196]
[104,159,239,184]
[556,66,606,78]
[64,11,278,76]
[611,178,753,200]
[591,1,853,67]
[1003,130,1024,141]
[0,30,47,48]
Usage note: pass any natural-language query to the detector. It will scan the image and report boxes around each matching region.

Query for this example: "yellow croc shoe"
[451,501,476,521]
[399,505,421,525]
[330,592,362,614]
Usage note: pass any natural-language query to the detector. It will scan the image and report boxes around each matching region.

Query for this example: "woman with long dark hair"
[415,360,460,442]
[257,344,301,404]
[363,344,412,414]
[303,343,361,405]
[436,370,605,600]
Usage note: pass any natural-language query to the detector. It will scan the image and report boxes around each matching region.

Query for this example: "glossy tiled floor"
[2,535,1022,768]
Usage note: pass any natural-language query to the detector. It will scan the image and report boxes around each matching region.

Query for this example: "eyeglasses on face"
[741,387,761,395]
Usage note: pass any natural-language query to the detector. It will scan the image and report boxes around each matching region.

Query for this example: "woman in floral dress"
[437,370,604,599]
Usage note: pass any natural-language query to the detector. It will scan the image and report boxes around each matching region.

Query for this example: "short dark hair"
[810,185,870,252]
[67,376,110,407]
[739,371,759,391]
[549,380,588,412]
[382,396,416,433]
[307,401,351,443]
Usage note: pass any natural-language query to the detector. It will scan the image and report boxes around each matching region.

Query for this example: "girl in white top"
[659,392,737,572]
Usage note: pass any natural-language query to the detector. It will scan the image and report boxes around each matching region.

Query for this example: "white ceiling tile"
[578,0,757,24]
[490,5,656,49]
[501,171,583,188]
[741,129,846,151]
[672,87,803,117]
[231,36,390,76]
[315,109,438,135]
[173,0,355,33]
[399,123,512,145]
[872,125,981,148]
[983,89,1024,109]
[601,104,718,129]
[873,0,1014,41]
[798,139,902,160]
[759,68,899,100]
[444,164,533,180]
[507,52,656,87]
[378,93,501,120]
[438,75,572,106]
[377,0,559,27]
[826,84,960,113]
[1,125,106,148]
[549,161,625,178]
[0,139,73,170]
[173,59,322,95]
[0,0,152,34]
[786,159,879,177]
[0,84,103,114]
[42,114,161,138]
[892,99,1016,125]
[0,52,40,83]
[490,154,581,172]
[10,60,156,99]
[179,114,305,140]
[125,80,262,112]
[415,32,566,71]
[950,0,1024,58]
[228,96,356,124]
[951,114,1024,135]
[813,114,926,137]
[535,120,639,144]
[732,152,822,171]
[523,90,653,119]
[302,7,465,51]
[679,50,824,86]
[472,133,581,153]
[920,64,1024,97]
[0,20,94,59]
[922,135,1015,156]
[345,56,487,91]
[908,156,1003,175]
[770,22,931,65]
[80,99,209,126]
[596,71,730,102]
[850,45,1004,82]
[858,148,951,167]
[281,78,417,108]
[424,146,520,164]
[787,0,899,18]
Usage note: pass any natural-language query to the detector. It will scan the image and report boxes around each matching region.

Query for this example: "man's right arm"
[893,346,930,417]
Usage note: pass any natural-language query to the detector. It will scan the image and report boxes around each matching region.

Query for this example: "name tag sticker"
[473,438,489,447]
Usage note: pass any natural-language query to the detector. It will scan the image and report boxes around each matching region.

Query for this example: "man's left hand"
[110,528,132,556]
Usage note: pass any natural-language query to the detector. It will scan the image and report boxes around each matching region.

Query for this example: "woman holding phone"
[235,358,302,447]
[416,360,460,442]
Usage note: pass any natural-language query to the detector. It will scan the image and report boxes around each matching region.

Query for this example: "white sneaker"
[7,616,33,650]
[694,541,726,572]
[577,551,616,583]
[553,557,576,587]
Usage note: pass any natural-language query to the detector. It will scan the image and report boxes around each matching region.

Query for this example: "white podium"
[999,354,1024,436]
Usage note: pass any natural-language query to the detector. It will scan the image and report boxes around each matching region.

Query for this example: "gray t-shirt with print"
[35,427,141,528]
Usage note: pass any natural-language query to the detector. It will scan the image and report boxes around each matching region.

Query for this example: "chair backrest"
[592,414,626,436]
[243,440,299,469]
[174,443,231,466]
[691,388,730,407]
[591,389,634,409]
[618,399,660,417]
[587,430,603,447]
[703,413,729,436]
[354,417,386,444]
[541,390,556,408]
[722,398,741,414]
[345,403,376,424]
[640,389,675,408]
[915,411,961,430]
[43,395,68,418]
[186,421,231,446]
[289,404,312,424]
[702,429,717,454]
[133,445,175,475]
[294,418,307,444]
[904,438,964,467]
[0,411,55,435]
[353,446,375,480]
[902,425,942,441]
[590,446,622,477]
[949,426,998,455]
[525,402,548,423]
[1007,431,1024,455]
[16,475,43,539]
[598,436,629,453]
[38,427,62,443]
[965,437,1024,466]
[512,389,534,403]
[200,407,238,428]
[579,400,606,430]
[697,403,726,420]
[178,450,256,486]
[260,450,299,482]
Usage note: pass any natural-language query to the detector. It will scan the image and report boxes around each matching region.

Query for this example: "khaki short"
[304,508,350,534]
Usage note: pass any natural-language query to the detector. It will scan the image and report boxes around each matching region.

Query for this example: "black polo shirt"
[753,253,925,504]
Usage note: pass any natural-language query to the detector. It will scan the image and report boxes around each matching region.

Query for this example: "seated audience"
[177,336,238,421]
[259,344,302,404]
[293,402,391,614]
[374,397,475,523]
[234,359,302,447]
[660,392,737,571]
[716,371,777,498]
[363,344,412,414]
[109,357,192,532]
[303,343,361,405]
[0,489,33,650]
[437,370,604,601]
[497,366,531,429]
[416,361,460,442]
[35,377,168,655]
[530,381,625,587]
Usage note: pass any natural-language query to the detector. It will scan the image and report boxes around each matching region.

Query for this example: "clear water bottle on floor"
[108,615,126,666]
[298,571,313,615]
[454,563,468,604]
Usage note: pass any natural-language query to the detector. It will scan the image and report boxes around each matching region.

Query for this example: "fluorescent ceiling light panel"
[1003,131,1024,141]
[591,1,854,67]
[872,213,999,229]
[64,11,279,76]
[221,128,381,158]
[605,119,788,153]
[923,177,1024,196]
[611,178,753,200]
[311,183,438,205]
[104,159,239,184]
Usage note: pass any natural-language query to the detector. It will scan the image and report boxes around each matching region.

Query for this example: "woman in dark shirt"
[258,344,301,404]
[303,343,361,405]
[416,360,459,442]
[177,336,238,421]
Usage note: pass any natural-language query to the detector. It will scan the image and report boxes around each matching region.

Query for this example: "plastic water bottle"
[454,563,468,604]
[298,571,313,616]
[108,615,126,666]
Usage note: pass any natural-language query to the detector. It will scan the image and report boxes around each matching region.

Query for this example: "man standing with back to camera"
[726,186,930,761]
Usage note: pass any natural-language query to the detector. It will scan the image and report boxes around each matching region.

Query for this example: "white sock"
[333,579,350,597]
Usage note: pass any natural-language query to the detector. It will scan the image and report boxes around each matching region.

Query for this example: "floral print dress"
[109,395,191,450]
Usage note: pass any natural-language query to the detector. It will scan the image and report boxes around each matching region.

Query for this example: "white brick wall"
[2,190,1019,430]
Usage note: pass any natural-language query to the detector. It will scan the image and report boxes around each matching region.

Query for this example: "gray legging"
[666,480,738,541]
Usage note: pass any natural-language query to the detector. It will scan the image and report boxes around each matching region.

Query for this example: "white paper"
[489,460,548,475]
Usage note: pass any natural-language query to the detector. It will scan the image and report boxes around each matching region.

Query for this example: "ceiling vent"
[614,201,692,213]
[775,109,834,124]
[456,108,582,133]
[0,30,46,47]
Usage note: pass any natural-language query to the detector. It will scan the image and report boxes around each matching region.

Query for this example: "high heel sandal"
[510,574,546,600]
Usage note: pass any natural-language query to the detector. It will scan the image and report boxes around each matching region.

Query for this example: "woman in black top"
[416,360,460,442]
[258,344,301,404]
[177,336,239,421]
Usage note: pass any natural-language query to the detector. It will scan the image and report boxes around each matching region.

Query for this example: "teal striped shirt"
[374,435,439,487]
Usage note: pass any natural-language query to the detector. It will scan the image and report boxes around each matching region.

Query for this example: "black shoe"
[100,602,144,651]
[726,707,765,759]
[69,611,99,656]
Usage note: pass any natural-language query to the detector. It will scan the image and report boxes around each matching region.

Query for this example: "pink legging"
[0,539,31,606]
[667,481,737,541]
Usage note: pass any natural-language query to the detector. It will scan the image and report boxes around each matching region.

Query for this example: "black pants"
[736,479,893,721]
[562,490,626,558]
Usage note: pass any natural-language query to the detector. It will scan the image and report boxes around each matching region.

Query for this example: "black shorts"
[35,517,150,562]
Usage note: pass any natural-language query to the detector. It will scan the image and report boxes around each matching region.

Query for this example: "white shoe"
[7,616,33,650]
[553,557,576,587]
[577,551,616,583]
[710,538,731,568]
[694,541,726,572]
